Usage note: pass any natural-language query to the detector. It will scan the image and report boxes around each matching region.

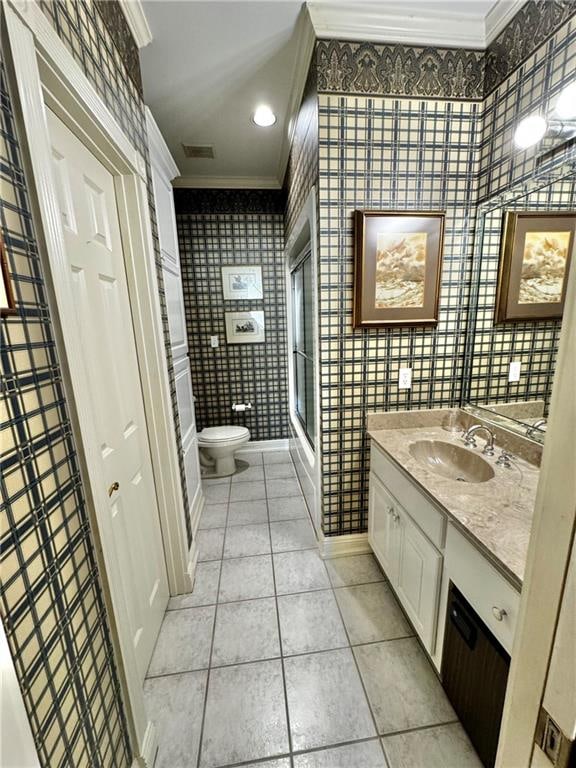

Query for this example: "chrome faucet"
[526,419,546,438]
[462,424,496,455]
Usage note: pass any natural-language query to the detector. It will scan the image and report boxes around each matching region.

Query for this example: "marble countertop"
[368,425,539,589]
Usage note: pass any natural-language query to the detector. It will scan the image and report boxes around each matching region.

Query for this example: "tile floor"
[144,450,482,768]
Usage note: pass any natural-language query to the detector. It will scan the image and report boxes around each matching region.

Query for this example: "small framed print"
[0,232,16,317]
[495,211,575,323]
[221,265,263,300]
[225,311,265,344]
[353,211,445,327]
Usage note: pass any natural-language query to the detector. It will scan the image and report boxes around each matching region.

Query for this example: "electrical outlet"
[210,335,219,348]
[509,361,521,382]
[399,367,412,389]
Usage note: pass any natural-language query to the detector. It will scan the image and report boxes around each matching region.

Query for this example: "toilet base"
[199,447,239,478]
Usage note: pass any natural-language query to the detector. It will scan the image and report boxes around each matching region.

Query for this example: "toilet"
[198,425,251,477]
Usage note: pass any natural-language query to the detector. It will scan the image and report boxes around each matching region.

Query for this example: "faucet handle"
[463,435,476,448]
[496,451,513,468]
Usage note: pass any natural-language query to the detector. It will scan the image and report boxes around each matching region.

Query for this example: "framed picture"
[0,232,16,317]
[495,211,575,323]
[225,311,265,344]
[354,211,445,327]
[221,265,263,300]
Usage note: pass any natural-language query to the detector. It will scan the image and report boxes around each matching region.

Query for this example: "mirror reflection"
[463,167,576,442]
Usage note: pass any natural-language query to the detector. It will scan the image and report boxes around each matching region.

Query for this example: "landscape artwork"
[354,211,445,327]
[495,211,575,323]
[375,232,427,308]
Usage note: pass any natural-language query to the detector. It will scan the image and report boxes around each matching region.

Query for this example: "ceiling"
[138,0,523,189]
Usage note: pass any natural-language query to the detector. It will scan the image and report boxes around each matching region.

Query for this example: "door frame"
[4,2,193,764]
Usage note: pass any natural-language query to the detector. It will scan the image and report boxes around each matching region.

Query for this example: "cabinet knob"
[492,606,507,621]
[387,506,394,516]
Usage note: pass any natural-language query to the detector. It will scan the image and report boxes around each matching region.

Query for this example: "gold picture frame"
[495,211,575,323]
[0,232,16,317]
[353,210,445,327]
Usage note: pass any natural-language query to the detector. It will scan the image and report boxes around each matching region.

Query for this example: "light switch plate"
[210,335,219,348]
[509,361,521,382]
[399,367,412,389]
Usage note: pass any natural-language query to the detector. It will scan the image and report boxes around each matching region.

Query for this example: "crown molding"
[277,6,316,185]
[119,0,152,49]
[485,0,528,45]
[172,176,282,190]
[145,107,179,181]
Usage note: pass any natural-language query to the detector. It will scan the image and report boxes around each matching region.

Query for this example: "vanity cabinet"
[368,454,443,654]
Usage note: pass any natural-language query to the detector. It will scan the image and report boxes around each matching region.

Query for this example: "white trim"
[319,533,372,559]
[237,439,290,453]
[485,0,528,45]
[277,6,316,185]
[0,622,41,768]
[4,3,173,763]
[119,0,152,49]
[145,106,179,181]
[189,486,204,539]
[172,175,281,190]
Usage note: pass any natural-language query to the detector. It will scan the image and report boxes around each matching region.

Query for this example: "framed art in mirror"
[353,210,445,327]
[1,232,17,316]
[495,211,575,323]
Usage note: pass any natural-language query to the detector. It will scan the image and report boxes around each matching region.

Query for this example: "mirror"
[463,165,576,443]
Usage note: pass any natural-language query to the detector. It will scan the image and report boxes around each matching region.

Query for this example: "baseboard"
[133,719,158,768]
[187,539,199,591]
[319,532,371,559]
[237,438,289,453]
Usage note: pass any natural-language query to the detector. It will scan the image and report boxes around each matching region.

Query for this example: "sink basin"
[408,440,495,483]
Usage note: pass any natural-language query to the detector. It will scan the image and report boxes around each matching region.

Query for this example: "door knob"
[108,481,120,497]
[492,606,507,621]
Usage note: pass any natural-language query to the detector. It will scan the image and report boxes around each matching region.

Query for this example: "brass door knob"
[108,481,120,497]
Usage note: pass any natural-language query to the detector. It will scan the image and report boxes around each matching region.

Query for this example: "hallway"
[143,451,481,768]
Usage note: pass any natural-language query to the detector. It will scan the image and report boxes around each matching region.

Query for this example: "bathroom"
[1,1,575,768]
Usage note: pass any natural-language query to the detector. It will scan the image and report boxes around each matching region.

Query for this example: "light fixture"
[554,82,576,120]
[513,114,547,149]
[252,105,276,127]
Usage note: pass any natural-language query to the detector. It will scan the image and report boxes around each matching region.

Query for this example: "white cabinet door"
[396,508,443,654]
[368,472,401,584]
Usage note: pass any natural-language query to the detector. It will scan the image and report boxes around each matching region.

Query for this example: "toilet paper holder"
[232,402,253,412]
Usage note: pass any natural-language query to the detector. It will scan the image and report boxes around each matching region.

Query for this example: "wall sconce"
[513,82,576,149]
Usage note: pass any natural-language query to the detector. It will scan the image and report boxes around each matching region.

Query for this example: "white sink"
[409,439,495,483]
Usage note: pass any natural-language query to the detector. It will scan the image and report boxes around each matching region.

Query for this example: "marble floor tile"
[223,523,271,559]
[273,550,331,594]
[227,499,268,527]
[196,528,225,562]
[204,483,230,505]
[143,670,207,768]
[382,723,482,768]
[293,740,387,768]
[267,496,309,521]
[199,659,289,768]
[270,519,316,552]
[219,555,275,602]
[263,450,291,464]
[284,647,376,751]
[237,451,263,465]
[202,476,230,486]
[198,503,228,530]
[147,606,215,677]
[277,590,348,656]
[230,480,266,502]
[354,638,455,734]
[266,478,302,498]
[264,463,297,479]
[231,464,265,483]
[325,554,385,588]
[334,582,412,644]
[211,597,280,666]
[241,760,291,768]
[167,561,220,609]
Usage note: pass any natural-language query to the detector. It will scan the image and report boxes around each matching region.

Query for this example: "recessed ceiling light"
[252,105,276,127]
[555,82,576,120]
[513,114,547,149]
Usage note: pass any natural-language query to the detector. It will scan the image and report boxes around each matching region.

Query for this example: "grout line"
[380,718,461,739]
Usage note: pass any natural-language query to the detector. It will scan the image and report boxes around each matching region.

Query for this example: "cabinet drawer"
[445,524,520,655]
[371,444,446,548]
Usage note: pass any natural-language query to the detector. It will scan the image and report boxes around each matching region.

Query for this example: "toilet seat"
[198,425,250,445]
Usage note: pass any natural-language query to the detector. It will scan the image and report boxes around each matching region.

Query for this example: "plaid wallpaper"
[0,49,130,768]
[314,12,575,536]
[176,198,289,441]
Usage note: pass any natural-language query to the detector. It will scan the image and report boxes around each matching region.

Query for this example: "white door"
[368,473,401,584]
[47,108,168,680]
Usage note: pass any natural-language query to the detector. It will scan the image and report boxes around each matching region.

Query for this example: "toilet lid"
[199,426,250,443]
